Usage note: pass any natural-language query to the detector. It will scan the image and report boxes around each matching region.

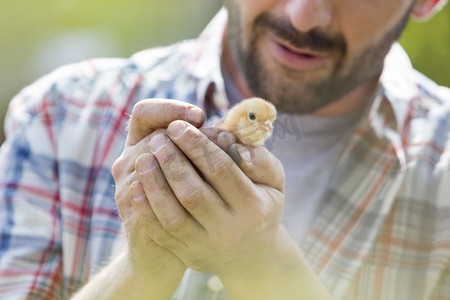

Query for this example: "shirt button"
[207,275,224,292]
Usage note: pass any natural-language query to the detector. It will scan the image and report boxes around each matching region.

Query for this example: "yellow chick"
[216,97,277,146]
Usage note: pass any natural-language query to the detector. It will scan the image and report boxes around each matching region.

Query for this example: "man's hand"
[72,99,208,300]
[136,119,285,275]
[135,120,330,299]
[112,99,206,280]
[107,99,204,297]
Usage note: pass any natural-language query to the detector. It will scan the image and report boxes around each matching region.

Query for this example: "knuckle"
[150,229,178,250]
[126,172,138,189]
[134,135,153,152]
[134,198,155,221]
[164,214,186,232]
[115,193,131,221]
[115,195,128,218]
[154,180,173,196]
[157,148,174,166]
[209,157,233,178]
[152,128,167,136]
[115,186,127,205]
[163,155,189,182]
[111,155,127,180]
[179,187,204,210]
[150,230,169,246]
[114,175,137,214]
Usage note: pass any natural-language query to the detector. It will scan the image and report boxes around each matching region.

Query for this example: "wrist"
[120,251,187,300]
[72,251,186,300]
[126,250,186,285]
[219,227,330,300]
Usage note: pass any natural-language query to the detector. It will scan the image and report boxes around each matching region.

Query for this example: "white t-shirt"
[268,112,362,245]
[223,68,363,245]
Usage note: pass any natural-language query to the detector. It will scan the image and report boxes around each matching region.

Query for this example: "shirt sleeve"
[0,76,63,299]
[0,57,140,299]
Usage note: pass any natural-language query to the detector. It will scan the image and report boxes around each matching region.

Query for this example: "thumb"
[227,144,285,193]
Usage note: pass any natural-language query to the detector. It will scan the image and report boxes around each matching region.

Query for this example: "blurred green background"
[0,1,449,143]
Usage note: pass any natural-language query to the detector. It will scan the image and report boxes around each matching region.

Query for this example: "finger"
[227,144,285,192]
[126,99,205,146]
[187,128,236,179]
[135,152,209,242]
[166,120,259,209]
[114,129,167,177]
[199,128,236,151]
[147,133,231,227]
[129,180,187,250]
[113,170,138,223]
[119,128,233,176]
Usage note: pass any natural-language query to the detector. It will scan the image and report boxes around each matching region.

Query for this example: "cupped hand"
[135,119,288,280]
[111,98,205,280]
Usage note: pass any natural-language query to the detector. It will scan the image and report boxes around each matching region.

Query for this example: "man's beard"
[225,5,412,114]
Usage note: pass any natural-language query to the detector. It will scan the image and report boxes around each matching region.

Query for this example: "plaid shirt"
[1,8,449,300]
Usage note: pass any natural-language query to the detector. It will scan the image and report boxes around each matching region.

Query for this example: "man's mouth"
[267,35,330,70]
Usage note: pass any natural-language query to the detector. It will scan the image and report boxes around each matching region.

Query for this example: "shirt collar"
[376,43,419,133]
[184,7,230,121]
[366,43,418,168]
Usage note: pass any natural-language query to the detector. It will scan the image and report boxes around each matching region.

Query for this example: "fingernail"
[186,107,203,124]
[168,121,187,139]
[149,134,167,153]
[218,131,236,149]
[235,144,251,162]
[130,181,145,202]
[136,154,156,175]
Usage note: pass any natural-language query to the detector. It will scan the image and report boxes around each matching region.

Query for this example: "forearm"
[72,251,184,300]
[220,229,331,300]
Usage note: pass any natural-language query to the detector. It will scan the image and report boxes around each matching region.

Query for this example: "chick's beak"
[263,119,273,133]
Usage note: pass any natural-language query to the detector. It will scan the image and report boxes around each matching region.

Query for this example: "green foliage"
[0,1,448,142]
[0,1,221,141]
[400,4,450,86]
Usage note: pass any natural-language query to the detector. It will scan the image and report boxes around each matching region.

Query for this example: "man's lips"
[267,35,330,70]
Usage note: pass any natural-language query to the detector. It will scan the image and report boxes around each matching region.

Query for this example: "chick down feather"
[216,97,277,146]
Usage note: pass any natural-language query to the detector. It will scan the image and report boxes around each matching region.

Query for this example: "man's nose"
[284,0,333,32]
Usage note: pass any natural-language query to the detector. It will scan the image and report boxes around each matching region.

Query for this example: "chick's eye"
[248,112,256,121]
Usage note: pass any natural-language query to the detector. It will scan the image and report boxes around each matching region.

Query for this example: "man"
[1,0,449,299]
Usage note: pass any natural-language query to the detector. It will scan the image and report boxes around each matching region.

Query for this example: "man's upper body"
[1,0,450,299]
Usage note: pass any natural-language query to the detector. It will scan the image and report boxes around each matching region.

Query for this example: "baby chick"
[216,97,277,146]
